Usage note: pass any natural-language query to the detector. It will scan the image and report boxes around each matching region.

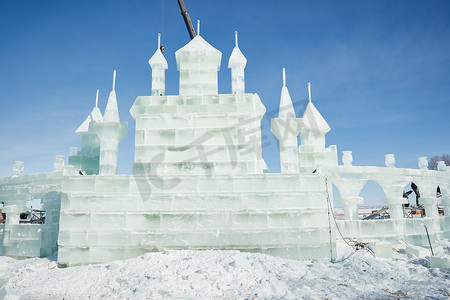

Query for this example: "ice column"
[377,177,408,220]
[439,164,450,216]
[271,69,300,173]
[148,33,168,96]
[228,31,247,94]
[332,172,367,222]
[93,70,128,175]
[416,177,440,219]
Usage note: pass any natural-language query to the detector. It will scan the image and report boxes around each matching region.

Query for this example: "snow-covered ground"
[1,241,449,299]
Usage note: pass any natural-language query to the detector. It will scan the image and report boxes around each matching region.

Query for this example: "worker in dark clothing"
[402,190,412,208]
[411,182,420,206]
[403,190,413,198]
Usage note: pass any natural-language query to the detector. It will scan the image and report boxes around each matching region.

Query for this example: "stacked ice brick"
[58,173,334,265]
[57,33,337,265]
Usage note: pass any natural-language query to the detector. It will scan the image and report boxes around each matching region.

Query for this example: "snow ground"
[1,241,449,299]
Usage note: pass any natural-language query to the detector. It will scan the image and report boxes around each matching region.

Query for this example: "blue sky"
[0,1,449,205]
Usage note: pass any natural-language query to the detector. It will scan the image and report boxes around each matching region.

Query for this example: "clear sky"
[0,1,449,205]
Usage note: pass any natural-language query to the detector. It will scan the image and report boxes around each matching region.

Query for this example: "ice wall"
[326,152,450,245]
[130,93,267,175]
[58,173,335,266]
[0,160,62,258]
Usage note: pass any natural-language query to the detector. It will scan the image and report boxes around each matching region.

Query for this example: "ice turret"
[175,24,222,95]
[300,84,331,147]
[93,70,128,175]
[271,69,301,173]
[298,83,337,172]
[228,31,247,94]
[68,90,103,174]
[75,90,103,135]
[149,33,168,96]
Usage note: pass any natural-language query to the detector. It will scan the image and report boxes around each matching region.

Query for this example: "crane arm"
[177,0,196,39]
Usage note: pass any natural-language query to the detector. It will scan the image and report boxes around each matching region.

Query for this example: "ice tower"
[149,34,168,96]
[175,30,222,95]
[298,83,337,173]
[131,31,266,175]
[68,90,103,175]
[228,31,247,94]
[93,70,128,175]
[271,69,300,173]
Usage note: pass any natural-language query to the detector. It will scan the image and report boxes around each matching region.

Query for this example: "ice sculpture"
[1,23,449,265]
[57,32,337,266]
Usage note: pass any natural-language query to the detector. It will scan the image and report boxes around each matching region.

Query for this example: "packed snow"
[1,241,449,299]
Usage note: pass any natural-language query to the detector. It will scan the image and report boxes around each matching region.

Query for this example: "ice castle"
[1,29,449,266]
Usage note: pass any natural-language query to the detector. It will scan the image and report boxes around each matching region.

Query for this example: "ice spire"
[70,89,104,174]
[93,70,128,175]
[112,70,116,91]
[278,68,296,119]
[298,82,336,173]
[308,82,311,103]
[228,31,247,94]
[75,90,103,134]
[197,20,200,36]
[270,68,300,173]
[103,70,120,123]
[149,33,168,96]
[302,83,330,133]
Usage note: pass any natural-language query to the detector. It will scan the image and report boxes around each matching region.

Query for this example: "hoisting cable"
[325,177,335,262]
[160,0,165,53]
[324,177,375,263]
